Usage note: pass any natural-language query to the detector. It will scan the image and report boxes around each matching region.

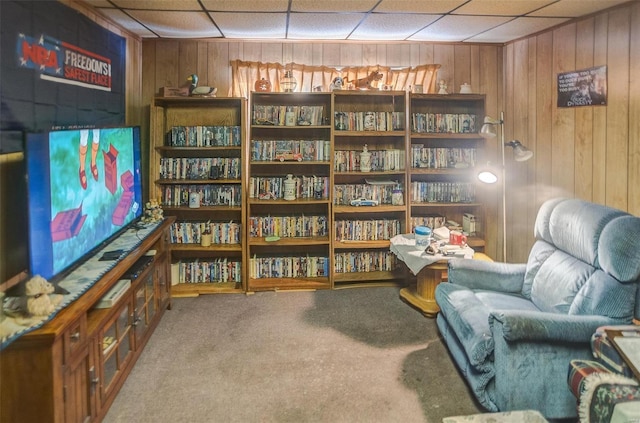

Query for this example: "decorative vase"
[285,106,296,126]
[280,70,297,92]
[283,174,297,201]
[255,78,271,92]
[200,233,212,247]
[359,144,371,172]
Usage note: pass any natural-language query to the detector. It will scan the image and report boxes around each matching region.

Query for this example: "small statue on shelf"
[438,79,448,95]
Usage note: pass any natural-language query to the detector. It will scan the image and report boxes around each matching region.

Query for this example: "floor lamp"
[477,111,533,262]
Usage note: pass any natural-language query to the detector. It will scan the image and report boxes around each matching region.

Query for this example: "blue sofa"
[434,198,640,419]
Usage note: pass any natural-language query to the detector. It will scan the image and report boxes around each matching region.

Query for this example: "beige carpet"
[103,287,483,422]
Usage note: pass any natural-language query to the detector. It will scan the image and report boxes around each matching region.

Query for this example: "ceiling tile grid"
[80,0,631,43]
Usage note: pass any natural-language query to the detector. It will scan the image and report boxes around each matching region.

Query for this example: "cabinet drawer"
[63,315,87,364]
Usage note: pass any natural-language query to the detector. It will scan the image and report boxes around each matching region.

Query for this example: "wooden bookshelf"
[149,97,247,295]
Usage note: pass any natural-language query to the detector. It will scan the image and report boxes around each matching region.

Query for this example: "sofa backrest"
[521,198,640,320]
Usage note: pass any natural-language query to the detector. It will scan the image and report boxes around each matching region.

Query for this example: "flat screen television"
[25,126,143,281]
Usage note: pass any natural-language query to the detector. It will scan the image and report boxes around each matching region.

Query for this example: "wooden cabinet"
[408,93,487,250]
[247,92,332,291]
[332,91,408,287]
[149,97,247,296]
[0,218,173,423]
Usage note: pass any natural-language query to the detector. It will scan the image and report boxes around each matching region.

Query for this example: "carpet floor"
[103,287,483,422]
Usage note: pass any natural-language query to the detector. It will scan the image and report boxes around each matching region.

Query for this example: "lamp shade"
[510,141,534,162]
[480,116,500,139]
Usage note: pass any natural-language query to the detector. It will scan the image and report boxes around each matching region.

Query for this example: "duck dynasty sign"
[557,65,607,108]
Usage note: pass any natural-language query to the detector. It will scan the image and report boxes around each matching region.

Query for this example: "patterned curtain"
[229,60,440,98]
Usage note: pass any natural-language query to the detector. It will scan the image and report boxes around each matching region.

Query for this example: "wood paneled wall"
[141,40,505,258]
[503,1,640,262]
[137,2,638,264]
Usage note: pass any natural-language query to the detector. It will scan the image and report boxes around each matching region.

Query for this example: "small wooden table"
[399,252,492,317]
[399,260,448,317]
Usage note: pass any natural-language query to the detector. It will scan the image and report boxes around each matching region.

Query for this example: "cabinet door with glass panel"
[332,90,408,288]
[408,93,486,251]
[248,92,332,291]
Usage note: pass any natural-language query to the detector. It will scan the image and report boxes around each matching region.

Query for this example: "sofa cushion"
[435,283,494,370]
[598,215,640,283]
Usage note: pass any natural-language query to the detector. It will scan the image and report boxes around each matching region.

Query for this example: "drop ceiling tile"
[201,0,289,12]
[127,11,221,38]
[111,0,202,11]
[374,0,467,13]
[210,12,287,39]
[529,0,629,17]
[453,0,555,16]
[291,0,378,12]
[350,13,441,40]
[98,8,158,37]
[409,15,512,42]
[288,13,364,39]
[468,16,570,42]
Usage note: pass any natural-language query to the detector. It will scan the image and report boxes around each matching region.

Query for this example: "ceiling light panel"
[288,13,365,39]
[453,0,554,16]
[111,0,202,11]
[350,13,441,41]
[528,0,629,17]
[127,11,221,38]
[409,15,511,42]
[201,0,289,12]
[210,12,287,39]
[374,0,467,13]
[468,16,569,42]
[291,0,379,12]
[98,8,158,37]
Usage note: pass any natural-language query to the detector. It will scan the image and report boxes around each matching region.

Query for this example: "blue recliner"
[435,198,640,419]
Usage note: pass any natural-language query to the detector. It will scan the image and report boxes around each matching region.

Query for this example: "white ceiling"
[80,0,630,43]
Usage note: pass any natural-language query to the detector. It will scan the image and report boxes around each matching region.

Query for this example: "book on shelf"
[334,111,405,131]
[252,105,325,126]
[162,184,241,207]
[174,258,242,284]
[170,221,241,244]
[410,181,476,204]
[250,139,331,162]
[334,251,398,273]
[333,183,400,205]
[249,255,329,279]
[159,157,241,180]
[334,149,404,172]
[334,219,401,241]
[411,113,476,134]
[410,146,476,169]
[249,215,328,238]
[167,126,241,147]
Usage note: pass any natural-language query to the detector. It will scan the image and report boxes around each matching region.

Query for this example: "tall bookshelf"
[247,92,333,291]
[149,97,247,296]
[332,90,408,288]
[408,93,486,251]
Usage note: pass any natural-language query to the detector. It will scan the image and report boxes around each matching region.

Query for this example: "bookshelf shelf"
[150,96,247,294]
[248,92,333,292]
[408,93,487,245]
[332,90,408,288]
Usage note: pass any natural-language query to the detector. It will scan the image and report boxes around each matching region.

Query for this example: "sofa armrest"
[489,310,621,343]
[448,259,526,293]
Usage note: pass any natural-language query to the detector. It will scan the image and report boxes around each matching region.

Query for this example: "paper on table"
[613,336,640,378]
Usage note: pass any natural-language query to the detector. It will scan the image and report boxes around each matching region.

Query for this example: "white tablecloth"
[390,233,475,275]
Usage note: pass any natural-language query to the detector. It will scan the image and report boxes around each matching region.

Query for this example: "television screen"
[26,127,143,281]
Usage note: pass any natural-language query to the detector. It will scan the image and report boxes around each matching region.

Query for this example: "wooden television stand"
[0,217,174,423]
